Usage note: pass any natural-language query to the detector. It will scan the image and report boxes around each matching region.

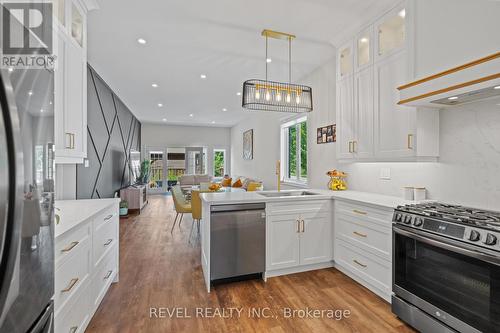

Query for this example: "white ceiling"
[87,0,398,127]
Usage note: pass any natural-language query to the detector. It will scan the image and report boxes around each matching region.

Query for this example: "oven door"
[393,225,500,333]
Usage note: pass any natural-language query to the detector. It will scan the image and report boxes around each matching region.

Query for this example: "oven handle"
[393,225,500,267]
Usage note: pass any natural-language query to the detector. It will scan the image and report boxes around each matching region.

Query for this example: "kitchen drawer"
[336,216,391,260]
[334,238,391,297]
[93,204,118,231]
[54,236,91,315]
[55,221,91,267]
[93,216,117,266]
[335,200,393,227]
[92,248,117,310]
[55,277,91,333]
[267,200,331,216]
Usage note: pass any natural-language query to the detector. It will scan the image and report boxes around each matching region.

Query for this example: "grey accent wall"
[77,65,141,199]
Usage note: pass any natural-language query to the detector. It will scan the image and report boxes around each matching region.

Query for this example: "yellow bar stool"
[189,189,202,244]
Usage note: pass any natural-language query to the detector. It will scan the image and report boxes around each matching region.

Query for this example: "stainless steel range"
[392,203,500,333]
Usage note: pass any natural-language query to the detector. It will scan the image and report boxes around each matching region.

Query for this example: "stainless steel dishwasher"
[210,203,266,281]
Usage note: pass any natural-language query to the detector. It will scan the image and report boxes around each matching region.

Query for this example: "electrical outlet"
[84,159,89,168]
[380,167,391,180]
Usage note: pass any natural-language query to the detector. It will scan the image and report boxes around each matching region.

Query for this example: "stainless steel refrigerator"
[0,66,55,332]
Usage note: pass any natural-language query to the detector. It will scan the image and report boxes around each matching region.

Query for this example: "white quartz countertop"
[200,189,415,209]
[55,198,120,238]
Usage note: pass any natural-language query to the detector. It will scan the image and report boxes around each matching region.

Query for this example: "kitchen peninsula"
[200,189,413,301]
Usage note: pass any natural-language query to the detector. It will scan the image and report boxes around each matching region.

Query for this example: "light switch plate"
[84,159,89,168]
[380,167,391,180]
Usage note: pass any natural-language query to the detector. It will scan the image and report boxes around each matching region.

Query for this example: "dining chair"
[189,189,202,244]
[171,185,192,233]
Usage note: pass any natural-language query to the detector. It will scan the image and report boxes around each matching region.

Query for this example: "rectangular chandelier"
[242,79,313,113]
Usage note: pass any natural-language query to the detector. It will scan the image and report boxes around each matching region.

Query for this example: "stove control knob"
[413,217,423,227]
[484,233,497,246]
[468,230,481,242]
[404,215,412,224]
[394,213,402,222]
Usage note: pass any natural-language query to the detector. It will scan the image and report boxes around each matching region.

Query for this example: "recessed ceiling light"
[448,96,458,100]
[200,74,207,79]
[222,108,227,112]
[162,118,167,122]
[494,85,500,90]
[49,101,53,105]
[158,103,163,107]
[189,113,194,117]
[8,67,13,72]
[266,58,272,63]
[398,9,406,18]
[360,37,368,43]
[211,121,215,124]
[151,83,158,88]
[236,92,241,96]
[137,38,147,44]
[28,91,33,96]
[40,108,44,113]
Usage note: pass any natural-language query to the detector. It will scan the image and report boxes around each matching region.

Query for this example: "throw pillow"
[221,178,232,187]
[232,178,243,188]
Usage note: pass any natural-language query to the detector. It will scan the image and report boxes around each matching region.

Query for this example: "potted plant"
[119,200,129,216]
[137,159,152,184]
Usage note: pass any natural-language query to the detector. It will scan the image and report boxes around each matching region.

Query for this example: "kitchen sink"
[257,191,320,198]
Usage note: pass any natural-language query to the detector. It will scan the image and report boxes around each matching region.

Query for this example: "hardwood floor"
[86,194,415,333]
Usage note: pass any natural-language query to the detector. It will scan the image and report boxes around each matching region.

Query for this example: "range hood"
[398,52,500,107]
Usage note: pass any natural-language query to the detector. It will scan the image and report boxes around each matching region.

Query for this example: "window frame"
[280,115,308,185]
[213,148,226,178]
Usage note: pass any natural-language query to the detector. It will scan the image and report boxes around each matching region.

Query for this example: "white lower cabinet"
[55,200,119,332]
[266,200,333,276]
[333,200,393,302]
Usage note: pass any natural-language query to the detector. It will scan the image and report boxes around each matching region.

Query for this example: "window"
[281,116,307,183]
[213,149,226,178]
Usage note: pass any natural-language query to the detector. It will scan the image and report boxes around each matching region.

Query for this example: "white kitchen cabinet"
[337,76,355,160]
[355,27,373,71]
[374,3,406,62]
[54,0,93,164]
[374,51,416,159]
[266,200,332,276]
[337,41,353,80]
[353,66,374,159]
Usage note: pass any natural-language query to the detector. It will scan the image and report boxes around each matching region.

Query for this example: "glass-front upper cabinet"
[376,6,406,60]
[71,3,84,47]
[338,41,353,80]
[53,0,66,26]
[356,28,372,70]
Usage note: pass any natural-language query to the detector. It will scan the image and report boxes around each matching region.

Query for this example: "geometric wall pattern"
[76,65,141,199]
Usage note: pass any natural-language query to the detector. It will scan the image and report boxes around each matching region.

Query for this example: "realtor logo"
[1,2,55,69]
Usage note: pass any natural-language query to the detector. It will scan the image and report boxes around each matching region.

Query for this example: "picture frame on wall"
[243,129,254,160]
[317,124,336,144]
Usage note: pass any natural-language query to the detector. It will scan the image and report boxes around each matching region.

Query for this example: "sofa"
[222,176,263,191]
[178,174,213,191]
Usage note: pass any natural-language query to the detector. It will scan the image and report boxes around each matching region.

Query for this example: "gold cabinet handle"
[407,134,413,150]
[61,278,79,292]
[104,214,113,221]
[353,231,367,238]
[353,259,367,268]
[65,133,75,149]
[348,141,353,153]
[104,270,113,280]
[296,220,300,233]
[69,326,78,333]
[352,209,367,215]
[104,239,113,246]
[352,141,357,153]
[61,241,79,252]
[300,219,305,233]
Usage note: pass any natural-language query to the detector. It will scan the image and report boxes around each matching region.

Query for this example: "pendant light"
[242,30,313,113]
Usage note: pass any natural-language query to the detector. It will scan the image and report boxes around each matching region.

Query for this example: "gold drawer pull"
[61,241,79,252]
[65,133,75,149]
[296,220,300,233]
[352,209,367,215]
[61,278,79,292]
[352,141,357,153]
[348,141,353,153]
[353,259,367,268]
[69,326,78,333]
[104,239,113,246]
[407,134,413,150]
[353,231,367,238]
[104,270,113,280]
[104,214,113,221]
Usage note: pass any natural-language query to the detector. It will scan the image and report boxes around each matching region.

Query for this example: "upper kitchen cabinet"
[336,0,439,162]
[54,0,97,164]
[374,4,406,62]
[337,41,353,80]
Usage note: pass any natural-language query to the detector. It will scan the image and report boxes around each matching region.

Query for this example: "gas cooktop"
[394,202,500,251]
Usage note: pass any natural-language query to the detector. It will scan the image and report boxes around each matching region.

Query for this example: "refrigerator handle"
[0,70,24,326]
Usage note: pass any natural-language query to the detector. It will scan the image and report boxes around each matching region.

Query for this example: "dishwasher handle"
[210,203,266,213]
